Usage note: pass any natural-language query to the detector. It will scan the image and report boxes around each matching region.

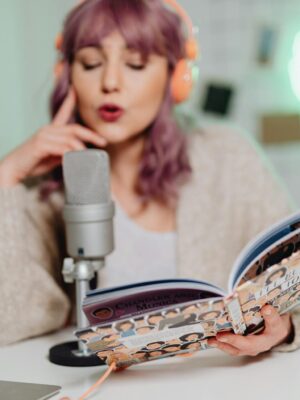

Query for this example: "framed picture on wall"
[256,25,278,65]
[201,82,235,116]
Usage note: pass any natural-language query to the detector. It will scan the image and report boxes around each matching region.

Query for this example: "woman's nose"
[101,62,122,94]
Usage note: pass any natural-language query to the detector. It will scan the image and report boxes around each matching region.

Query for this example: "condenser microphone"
[62,149,115,260]
[49,150,115,367]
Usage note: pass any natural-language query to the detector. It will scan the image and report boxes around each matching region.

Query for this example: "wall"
[0,2,26,155]
[0,0,73,158]
[180,0,300,205]
[180,0,300,136]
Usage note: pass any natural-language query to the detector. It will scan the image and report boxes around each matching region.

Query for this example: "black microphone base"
[49,341,104,367]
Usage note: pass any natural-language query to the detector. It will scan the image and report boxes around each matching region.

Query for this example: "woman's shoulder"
[26,179,65,218]
[182,123,293,210]
[186,123,259,158]
[185,123,273,174]
[0,177,64,217]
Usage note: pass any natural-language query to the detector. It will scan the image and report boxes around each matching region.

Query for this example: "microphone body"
[63,202,114,259]
[62,149,115,261]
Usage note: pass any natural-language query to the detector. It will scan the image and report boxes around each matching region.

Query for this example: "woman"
[0,0,299,357]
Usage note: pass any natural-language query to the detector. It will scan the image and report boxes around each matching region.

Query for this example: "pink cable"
[59,362,117,400]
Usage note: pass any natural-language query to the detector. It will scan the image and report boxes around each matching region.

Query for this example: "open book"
[75,211,300,368]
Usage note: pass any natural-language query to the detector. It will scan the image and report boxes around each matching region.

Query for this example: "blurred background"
[0,0,300,202]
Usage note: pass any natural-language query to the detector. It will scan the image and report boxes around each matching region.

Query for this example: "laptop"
[0,381,61,400]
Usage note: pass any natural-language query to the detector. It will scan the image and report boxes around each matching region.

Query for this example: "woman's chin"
[96,130,143,146]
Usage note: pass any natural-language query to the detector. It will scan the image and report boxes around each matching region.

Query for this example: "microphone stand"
[49,258,105,367]
[49,149,114,367]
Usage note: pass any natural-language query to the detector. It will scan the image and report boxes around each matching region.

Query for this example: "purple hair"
[50,0,191,205]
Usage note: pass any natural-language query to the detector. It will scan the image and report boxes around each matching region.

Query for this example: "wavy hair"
[50,0,192,205]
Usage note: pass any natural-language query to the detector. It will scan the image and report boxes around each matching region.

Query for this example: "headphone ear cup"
[171,59,193,104]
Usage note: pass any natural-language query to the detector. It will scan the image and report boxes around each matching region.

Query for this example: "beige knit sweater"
[0,125,299,352]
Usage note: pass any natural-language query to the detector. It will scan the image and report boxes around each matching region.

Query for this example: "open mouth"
[98,104,124,122]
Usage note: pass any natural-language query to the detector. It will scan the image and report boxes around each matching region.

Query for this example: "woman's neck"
[108,134,145,190]
[107,134,175,232]
[108,134,146,215]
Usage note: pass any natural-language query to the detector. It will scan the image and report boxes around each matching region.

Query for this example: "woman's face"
[71,30,168,144]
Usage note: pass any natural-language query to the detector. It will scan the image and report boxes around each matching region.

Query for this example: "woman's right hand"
[0,88,107,187]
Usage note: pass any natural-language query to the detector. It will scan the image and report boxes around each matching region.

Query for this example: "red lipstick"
[98,104,124,122]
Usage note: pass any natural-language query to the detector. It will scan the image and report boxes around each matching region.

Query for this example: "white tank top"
[98,202,177,288]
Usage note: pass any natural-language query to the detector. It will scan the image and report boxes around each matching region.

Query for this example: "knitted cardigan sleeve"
[0,184,70,346]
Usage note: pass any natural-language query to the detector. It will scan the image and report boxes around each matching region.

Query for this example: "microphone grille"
[63,150,110,205]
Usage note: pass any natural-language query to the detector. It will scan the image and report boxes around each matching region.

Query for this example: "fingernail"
[218,337,228,343]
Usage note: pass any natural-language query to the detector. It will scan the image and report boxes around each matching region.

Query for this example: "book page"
[232,229,300,290]
[228,211,300,291]
[235,251,300,334]
[76,297,234,368]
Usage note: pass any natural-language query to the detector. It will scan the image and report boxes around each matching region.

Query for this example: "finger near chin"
[68,125,107,147]
[45,133,85,152]
[31,158,62,176]
[52,88,76,127]
[40,142,73,158]
[68,138,86,151]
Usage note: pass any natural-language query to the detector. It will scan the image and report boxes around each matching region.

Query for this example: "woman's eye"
[127,63,146,70]
[82,62,102,70]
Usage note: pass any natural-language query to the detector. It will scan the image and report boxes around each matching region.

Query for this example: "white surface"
[1,327,299,400]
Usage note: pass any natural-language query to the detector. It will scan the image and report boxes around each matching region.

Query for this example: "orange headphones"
[55,0,199,104]
[164,0,199,103]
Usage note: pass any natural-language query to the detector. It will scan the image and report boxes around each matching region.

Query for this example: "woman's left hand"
[207,305,292,356]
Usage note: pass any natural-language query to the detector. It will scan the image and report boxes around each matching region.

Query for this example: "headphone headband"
[164,0,198,60]
[54,0,199,103]
[164,0,193,40]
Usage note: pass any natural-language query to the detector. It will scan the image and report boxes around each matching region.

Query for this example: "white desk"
[1,327,299,400]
